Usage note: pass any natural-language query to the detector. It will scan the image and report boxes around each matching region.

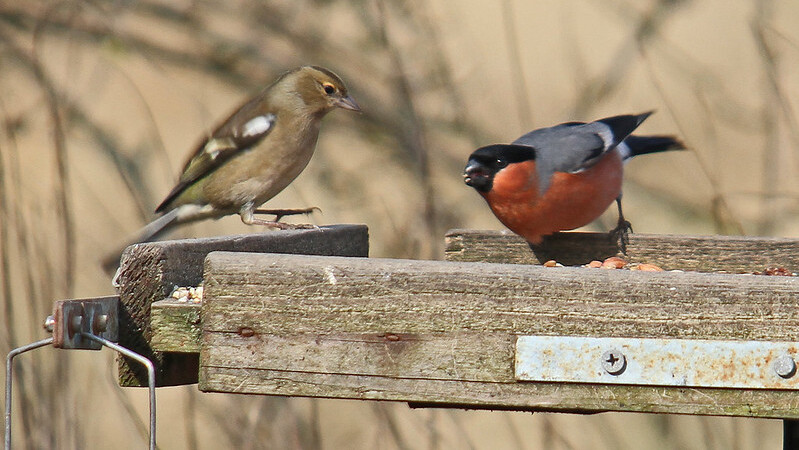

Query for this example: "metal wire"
[81,332,157,450]
[5,337,54,450]
[5,333,156,450]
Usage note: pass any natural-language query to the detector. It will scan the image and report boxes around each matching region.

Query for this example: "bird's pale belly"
[200,142,317,211]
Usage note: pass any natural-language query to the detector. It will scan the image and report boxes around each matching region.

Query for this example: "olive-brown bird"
[105,65,359,269]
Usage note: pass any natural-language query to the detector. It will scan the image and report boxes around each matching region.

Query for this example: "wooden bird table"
[114,226,799,448]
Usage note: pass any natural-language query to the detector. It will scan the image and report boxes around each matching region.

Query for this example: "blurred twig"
[372,403,412,450]
[31,0,76,297]
[752,0,799,235]
[639,43,745,235]
[373,0,438,259]
[572,0,688,117]
[184,388,200,450]
[501,0,533,130]
[540,414,578,450]
[441,411,476,450]
[0,96,40,450]
[104,358,157,449]
[502,414,525,450]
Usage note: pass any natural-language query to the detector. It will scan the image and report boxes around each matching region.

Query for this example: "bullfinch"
[463,111,683,247]
[104,65,359,269]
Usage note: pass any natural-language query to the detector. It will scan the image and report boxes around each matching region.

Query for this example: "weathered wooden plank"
[199,252,799,418]
[115,224,369,387]
[153,232,799,355]
[202,332,513,382]
[151,299,201,353]
[200,368,799,418]
[445,229,799,273]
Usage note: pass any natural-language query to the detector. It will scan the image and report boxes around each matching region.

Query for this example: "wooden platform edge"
[445,229,799,273]
[198,251,799,419]
[115,224,369,387]
[151,299,201,353]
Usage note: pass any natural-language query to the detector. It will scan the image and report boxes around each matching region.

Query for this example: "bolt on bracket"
[50,296,119,349]
[515,335,799,390]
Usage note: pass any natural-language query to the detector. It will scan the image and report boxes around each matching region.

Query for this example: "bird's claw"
[254,207,321,222]
[610,220,632,254]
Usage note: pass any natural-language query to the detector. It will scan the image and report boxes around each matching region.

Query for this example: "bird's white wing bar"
[203,137,236,160]
[200,114,276,160]
[241,114,276,138]
[616,141,633,161]
[594,121,616,150]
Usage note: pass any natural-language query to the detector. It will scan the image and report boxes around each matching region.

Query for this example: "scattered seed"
[756,267,795,276]
[633,263,665,272]
[601,256,627,269]
[168,284,204,303]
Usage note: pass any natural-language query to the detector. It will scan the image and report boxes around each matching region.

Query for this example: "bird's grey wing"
[155,95,277,213]
[515,123,611,171]
[512,123,607,193]
[512,112,652,194]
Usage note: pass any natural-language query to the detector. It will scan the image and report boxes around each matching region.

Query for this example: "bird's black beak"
[464,160,492,193]
[335,95,361,112]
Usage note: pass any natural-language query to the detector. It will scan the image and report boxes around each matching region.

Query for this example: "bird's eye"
[322,83,336,95]
[496,158,508,168]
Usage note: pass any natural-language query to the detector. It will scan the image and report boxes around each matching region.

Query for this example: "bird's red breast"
[480,149,623,244]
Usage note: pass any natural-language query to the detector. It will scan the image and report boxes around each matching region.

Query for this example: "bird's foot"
[254,207,321,222]
[270,222,320,231]
[247,217,319,231]
[609,220,633,254]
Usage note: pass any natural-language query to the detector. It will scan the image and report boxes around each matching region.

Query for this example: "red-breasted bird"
[104,65,359,270]
[463,111,683,246]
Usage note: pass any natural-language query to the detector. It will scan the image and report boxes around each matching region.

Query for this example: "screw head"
[92,314,108,334]
[601,349,627,376]
[774,355,796,379]
[69,314,83,334]
[43,315,55,333]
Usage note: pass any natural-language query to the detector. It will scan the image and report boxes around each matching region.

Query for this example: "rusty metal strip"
[515,335,799,389]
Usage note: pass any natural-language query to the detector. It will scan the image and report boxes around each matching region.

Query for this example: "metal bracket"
[5,296,155,450]
[515,335,799,390]
[50,296,119,349]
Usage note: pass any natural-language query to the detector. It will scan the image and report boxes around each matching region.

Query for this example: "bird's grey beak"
[335,95,361,112]
[463,161,482,186]
[464,160,492,192]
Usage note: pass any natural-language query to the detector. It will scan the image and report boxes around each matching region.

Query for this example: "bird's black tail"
[623,135,685,157]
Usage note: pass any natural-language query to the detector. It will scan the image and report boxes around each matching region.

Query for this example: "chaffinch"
[105,65,359,270]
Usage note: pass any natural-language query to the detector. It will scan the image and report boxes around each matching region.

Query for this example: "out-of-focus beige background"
[2,0,797,448]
